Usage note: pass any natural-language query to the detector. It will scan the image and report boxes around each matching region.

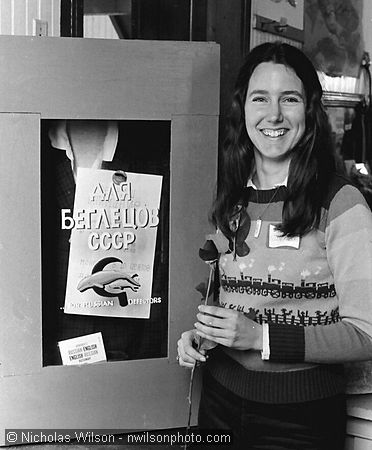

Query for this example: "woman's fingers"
[195,307,262,351]
[198,304,234,318]
[196,312,225,329]
[194,327,228,346]
[177,330,207,368]
[194,320,226,338]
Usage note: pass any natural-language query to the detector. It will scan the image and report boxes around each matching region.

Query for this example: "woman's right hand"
[177,329,211,368]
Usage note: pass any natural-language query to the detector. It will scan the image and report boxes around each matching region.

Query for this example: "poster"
[63,168,162,319]
[304,0,364,77]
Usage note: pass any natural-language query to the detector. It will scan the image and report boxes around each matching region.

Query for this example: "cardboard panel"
[169,114,219,337]
[0,113,42,377]
[0,36,220,119]
[0,38,219,445]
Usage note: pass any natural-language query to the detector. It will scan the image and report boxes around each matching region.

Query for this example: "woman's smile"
[260,128,288,138]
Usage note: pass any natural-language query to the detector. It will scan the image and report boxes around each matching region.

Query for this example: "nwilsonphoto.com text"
[5,429,233,446]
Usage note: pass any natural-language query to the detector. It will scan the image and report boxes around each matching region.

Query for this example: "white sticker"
[268,224,300,249]
[58,332,107,365]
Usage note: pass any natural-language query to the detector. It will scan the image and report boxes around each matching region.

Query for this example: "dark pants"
[197,370,346,450]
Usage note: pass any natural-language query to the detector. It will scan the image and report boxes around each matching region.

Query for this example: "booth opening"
[41,119,170,366]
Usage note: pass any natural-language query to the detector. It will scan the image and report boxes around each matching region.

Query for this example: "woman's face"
[244,62,306,163]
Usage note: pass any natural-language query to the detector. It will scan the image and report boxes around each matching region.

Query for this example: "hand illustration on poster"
[63,168,163,319]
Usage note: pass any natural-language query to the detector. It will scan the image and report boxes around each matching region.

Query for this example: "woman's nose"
[268,101,283,122]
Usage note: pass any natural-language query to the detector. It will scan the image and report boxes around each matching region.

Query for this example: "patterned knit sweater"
[206,175,372,403]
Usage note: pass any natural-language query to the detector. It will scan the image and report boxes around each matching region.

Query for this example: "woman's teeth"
[261,129,287,137]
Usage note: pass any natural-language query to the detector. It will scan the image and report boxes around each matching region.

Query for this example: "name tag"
[268,224,300,249]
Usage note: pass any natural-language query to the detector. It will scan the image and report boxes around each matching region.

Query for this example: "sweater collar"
[242,184,288,203]
[246,175,288,190]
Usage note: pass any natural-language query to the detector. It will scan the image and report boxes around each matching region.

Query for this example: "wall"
[0,0,60,37]
[363,0,372,57]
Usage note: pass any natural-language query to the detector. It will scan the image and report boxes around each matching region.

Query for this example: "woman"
[177,42,372,449]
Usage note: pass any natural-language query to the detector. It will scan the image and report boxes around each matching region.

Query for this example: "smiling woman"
[177,42,372,450]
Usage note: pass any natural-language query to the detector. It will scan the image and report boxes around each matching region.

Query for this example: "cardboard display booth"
[0,36,219,445]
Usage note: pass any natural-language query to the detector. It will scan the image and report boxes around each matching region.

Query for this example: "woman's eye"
[251,97,267,103]
[282,96,300,103]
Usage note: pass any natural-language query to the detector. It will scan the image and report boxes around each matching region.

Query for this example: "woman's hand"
[177,329,215,368]
[195,305,263,351]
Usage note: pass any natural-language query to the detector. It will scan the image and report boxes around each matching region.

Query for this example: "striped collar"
[247,176,288,190]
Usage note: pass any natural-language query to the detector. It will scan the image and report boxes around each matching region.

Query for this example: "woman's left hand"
[195,305,263,351]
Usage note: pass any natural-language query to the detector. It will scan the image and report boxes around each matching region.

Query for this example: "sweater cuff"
[269,323,305,362]
[261,323,270,360]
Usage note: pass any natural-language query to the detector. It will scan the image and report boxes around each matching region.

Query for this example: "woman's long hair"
[212,42,336,238]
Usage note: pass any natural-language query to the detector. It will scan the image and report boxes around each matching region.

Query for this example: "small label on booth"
[58,332,107,365]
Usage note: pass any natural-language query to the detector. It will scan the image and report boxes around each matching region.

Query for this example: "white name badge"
[268,224,300,249]
[58,332,107,365]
